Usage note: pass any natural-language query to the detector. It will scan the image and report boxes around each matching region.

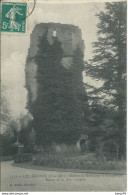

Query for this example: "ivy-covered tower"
[25,23,86,147]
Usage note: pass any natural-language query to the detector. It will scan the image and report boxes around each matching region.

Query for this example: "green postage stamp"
[1,2,27,33]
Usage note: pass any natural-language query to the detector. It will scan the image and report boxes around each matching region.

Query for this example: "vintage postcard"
[0,0,127,192]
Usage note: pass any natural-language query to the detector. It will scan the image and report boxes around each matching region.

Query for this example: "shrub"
[32,152,126,170]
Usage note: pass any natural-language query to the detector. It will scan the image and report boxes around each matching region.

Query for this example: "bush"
[14,153,32,163]
[32,152,126,170]
[1,133,17,156]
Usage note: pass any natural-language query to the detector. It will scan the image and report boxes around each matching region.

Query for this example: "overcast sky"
[1,1,105,118]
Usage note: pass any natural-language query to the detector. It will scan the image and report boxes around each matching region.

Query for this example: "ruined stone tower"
[25,23,85,146]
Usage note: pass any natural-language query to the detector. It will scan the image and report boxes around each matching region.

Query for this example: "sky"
[1,1,105,118]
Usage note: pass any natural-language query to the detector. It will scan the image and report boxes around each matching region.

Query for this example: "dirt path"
[1,161,126,191]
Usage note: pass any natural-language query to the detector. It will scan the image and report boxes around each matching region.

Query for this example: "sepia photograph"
[0,0,127,192]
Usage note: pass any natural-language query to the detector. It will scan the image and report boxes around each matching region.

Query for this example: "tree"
[19,114,34,153]
[1,85,17,155]
[85,2,126,158]
[28,33,87,146]
[1,85,11,133]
